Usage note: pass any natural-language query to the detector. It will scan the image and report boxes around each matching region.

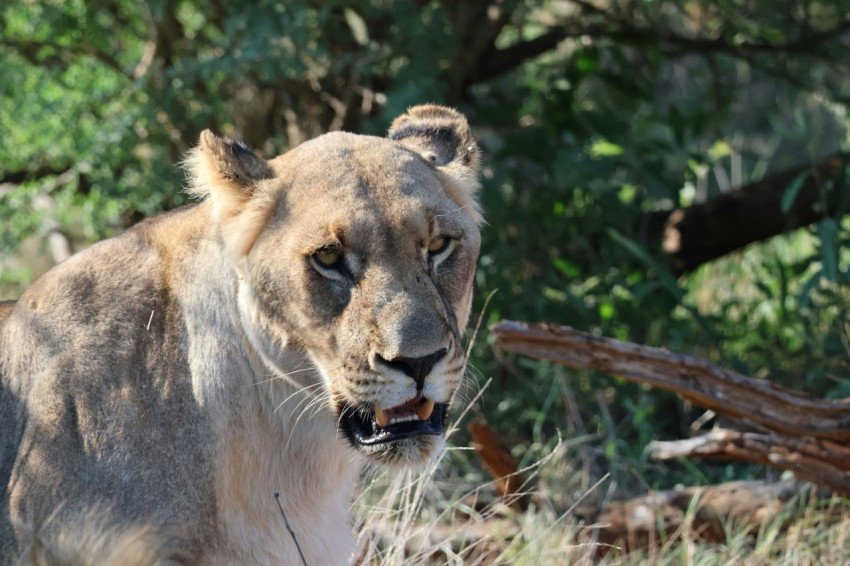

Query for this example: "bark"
[648,429,850,496]
[492,320,850,495]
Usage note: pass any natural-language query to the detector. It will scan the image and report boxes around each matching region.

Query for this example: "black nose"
[376,348,447,389]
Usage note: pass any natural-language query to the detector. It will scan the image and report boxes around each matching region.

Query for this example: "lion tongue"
[373,397,435,430]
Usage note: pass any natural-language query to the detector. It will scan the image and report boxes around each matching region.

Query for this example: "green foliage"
[4,0,850,492]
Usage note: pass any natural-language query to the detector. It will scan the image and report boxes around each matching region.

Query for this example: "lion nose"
[377,348,447,389]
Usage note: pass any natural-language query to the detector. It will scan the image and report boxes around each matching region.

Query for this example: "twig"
[274,492,308,566]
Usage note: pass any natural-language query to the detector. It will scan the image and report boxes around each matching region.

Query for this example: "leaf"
[707,139,732,161]
[553,258,580,278]
[576,51,598,74]
[780,171,808,214]
[817,218,839,281]
[798,269,822,308]
[589,139,623,157]
[608,229,684,301]
[344,8,369,46]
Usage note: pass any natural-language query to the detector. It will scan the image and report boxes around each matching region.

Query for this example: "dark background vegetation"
[3,0,850,495]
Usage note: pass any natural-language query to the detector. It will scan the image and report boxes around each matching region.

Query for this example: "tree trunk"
[644,153,848,275]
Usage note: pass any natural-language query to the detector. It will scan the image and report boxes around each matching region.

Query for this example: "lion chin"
[1,104,482,565]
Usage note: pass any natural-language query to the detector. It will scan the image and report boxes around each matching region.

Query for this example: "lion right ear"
[184,130,274,219]
[388,105,480,199]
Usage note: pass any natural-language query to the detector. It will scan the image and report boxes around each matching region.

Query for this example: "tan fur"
[1,105,482,564]
[16,510,193,566]
[0,301,14,324]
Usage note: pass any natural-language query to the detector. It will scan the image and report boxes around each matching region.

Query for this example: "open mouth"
[338,394,447,447]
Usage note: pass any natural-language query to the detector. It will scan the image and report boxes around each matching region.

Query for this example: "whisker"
[272,382,323,416]
[465,288,498,359]
[283,393,334,452]
[250,365,317,387]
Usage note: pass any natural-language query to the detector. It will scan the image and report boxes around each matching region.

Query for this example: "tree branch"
[470,27,570,84]
[649,428,850,496]
[469,420,528,510]
[0,165,74,186]
[449,1,514,90]
[491,321,850,441]
[464,0,850,86]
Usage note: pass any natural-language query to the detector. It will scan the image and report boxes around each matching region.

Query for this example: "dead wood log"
[492,320,850,495]
[583,479,805,554]
[492,321,850,441]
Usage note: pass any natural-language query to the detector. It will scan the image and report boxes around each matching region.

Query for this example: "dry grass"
[350,291,850,565]
[353,435,850,565]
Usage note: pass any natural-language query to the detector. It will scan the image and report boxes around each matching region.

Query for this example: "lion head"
[184,105,481,466]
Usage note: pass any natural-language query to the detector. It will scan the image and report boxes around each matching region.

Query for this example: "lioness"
[0,105,481,564]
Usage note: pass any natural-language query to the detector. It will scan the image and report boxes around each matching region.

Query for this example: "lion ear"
[184,130,274,217]
[388,105,480,195]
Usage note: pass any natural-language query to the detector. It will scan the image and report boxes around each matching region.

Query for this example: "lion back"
[0,215,221,564]
[1,299,21,558]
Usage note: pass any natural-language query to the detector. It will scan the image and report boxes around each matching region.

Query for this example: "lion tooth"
[374,407,388,428]
[416,398,435,421]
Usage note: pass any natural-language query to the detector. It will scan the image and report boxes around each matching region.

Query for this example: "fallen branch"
[492,321,850,441]
[582,479,806,554]
[648,429,850,496]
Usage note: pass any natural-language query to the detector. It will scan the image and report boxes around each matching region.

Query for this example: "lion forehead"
[273,133,441,198]
[265,133,470,240]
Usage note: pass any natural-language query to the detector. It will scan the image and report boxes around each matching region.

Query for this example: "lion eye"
[427,236,450,255]
[313,247,344,268]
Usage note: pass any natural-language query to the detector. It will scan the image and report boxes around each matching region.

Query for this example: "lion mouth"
[339,394,446,447]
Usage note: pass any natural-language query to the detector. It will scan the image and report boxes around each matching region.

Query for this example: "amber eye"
[313,247,344,268]
[427,236,450,255]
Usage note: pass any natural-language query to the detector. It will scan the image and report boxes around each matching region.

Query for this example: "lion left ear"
[184,131,277,262]
[184,130,274,218]
[388,105,480,198]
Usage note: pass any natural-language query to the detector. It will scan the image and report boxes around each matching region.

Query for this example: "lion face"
[186,106,481,465]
